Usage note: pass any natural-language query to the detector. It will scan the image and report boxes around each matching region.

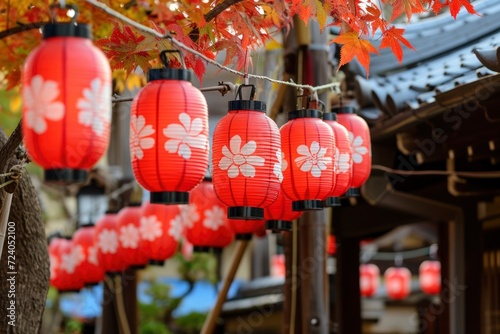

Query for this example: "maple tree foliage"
[0,0,478,87]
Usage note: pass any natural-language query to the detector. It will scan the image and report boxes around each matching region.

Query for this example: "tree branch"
[0,21,46,40]
[204,0,243,22]
[0,120,23,174]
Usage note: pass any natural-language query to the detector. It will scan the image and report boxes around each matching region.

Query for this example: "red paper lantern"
[94,212,127,273]
[280,109,335,211]
[228,219,265,239]
[117,206,149,268]
[139,202,181,265]
[212,85,281,220]
[57,238,85,292]
[335,106,371,196]
[360,263,380,297]
[184,181,234,251]
[49,237,64,290]
[264,188,303,232]
[327,235,337,256]
[323,112,353,206]
[419,260,441,295]
[131,52,209,204]
[385,267,411,300]
[72,226,105,285]
[22,22,111,183]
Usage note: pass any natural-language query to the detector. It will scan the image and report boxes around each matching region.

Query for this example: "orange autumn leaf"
[380,26,415,63]
[390,0,425,22]
[333,31,378,77]
[449,0,478,19]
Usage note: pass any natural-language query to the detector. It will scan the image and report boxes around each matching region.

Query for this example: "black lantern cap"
[149,260,165,266]
[148,49,192,82]
[288,109,323,120]
[43,23,91,39]
[265,220,292,232]
[227,206,264,220]
[193,246,223,254]
[322,112,338,121]
[332,106,356,114]
[151,191,189,205]
[324,196,342,207]
[292,200,323,211]
[45,168,88,184]
[236,233,253,240]
[130,264,147,270]
[345,187,360,197]
[228,84,266,112]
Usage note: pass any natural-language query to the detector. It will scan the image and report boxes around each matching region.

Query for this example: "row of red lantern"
[21,24,371,220]
[360,261,441,300]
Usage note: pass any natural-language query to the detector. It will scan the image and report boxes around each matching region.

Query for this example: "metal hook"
[49,2,79,24]
[235,84,256,101]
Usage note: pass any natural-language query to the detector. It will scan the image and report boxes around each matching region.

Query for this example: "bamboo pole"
[201,240,249,334]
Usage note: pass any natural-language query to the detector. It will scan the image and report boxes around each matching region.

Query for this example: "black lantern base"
[84,282,100,288]
[45,169,87,184]
[292,200,323,211]
[149,260,165,266]
[227,206,264,220]
[151,191,189,204]
[193,246,223,254]
[105,271,121,277]
[265,220,292,232]
[59,288,81,294]
[130,264,147,270]
[346,187,360,197]
[236,233,253,240]
[324,197,342,207]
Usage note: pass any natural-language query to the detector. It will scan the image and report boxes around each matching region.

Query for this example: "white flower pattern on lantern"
[168,215,183,241]
[97,229,119,254]
[218,135,265,178]
[140,215,163,241]
[119,224,140,248]
[294,141,332,177]
[88,246,99,266]
[164,113,207,160]
[23,75,65,134]
[335,147,351,174]
[130,115,155,159]
[60,245,85,274]
[77,78,111,136]
[180,204,200,229]
[281,151,288,172]
[49,254,59,280]
[203,206,226,231]
[274,149,284,183]
[349,132,368,164]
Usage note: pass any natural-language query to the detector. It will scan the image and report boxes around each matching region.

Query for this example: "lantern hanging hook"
[160,48,186,69]
[429,244,438,260]
[307,93,325,113]
[394,253,403,267]
[235,84,256,101]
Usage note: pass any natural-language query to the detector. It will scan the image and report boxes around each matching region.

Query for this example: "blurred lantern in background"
[184,180,234,252]
[385,267,411,300]
[280,108,335,211]
[419,260,441,295]
[72,226,105,285]
[327,235,336,256]
[22,19,111,183]
[117,205,149,269]
[264,187,302,232]
[323,112,352,206]
[94,212,126,273]
[212,84,281,220]
[56,237,85,292]
[76,179,107,228]
[360,263,380,297]
[335,106,371,197]
[130,51,209,205]
[139,202,181,266]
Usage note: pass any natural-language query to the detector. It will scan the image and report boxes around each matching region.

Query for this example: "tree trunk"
[0,127,49,333]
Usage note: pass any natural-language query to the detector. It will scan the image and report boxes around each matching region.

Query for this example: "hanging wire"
[85,0,340,94]
[361,245,434,261]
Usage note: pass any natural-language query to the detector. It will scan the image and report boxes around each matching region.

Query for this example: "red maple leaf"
[390,0,425,22]
[362,4,387,36]
[333,31,378,77]
[380,26,415,63]
[449,0,478,19]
